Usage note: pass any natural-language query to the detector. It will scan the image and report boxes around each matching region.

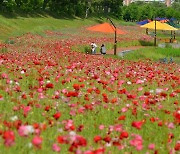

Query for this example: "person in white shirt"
[91,42,97,54]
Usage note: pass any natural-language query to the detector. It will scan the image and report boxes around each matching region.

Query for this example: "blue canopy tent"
[169,18,176,22]
[137,19,151,25]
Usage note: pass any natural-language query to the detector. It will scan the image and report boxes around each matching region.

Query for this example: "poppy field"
[0,30,180,154]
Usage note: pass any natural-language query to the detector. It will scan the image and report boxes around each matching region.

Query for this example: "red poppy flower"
[3,131,15,147]
[66,91,78,97]
[21,94,27,99]
[95,88,100,94]
[120,131,129,139]
[117,88,126,94]
[174,142,180,151]
[118,115,126,121]
[111,98,117,104]
[94,135,102,143]
[87,88,93,93]
[73,83,80,91]
[150,117,156,123]
[132,121,144,129]
[57,136,68,144]
[103,136,111,143]
[53,112,61,120]
[77,124,84,132]
[173,110,180,124]
[44,105,51,112]
[46,83,54,88]
[93,148,105,154]
[158,121,163,126]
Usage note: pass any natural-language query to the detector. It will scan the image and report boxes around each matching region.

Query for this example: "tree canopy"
[0,0,179,20]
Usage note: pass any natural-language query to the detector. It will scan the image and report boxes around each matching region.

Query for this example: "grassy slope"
[0,14,135,41]
[0,15,92,41]
[0,13,179,63]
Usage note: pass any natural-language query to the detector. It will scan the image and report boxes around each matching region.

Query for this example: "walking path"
[106,46,144,55]
[90,46,144,56]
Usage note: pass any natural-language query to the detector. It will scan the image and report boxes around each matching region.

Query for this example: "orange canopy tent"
[87,22,125,34]
[87,22,126,55]
[160,19,169,23]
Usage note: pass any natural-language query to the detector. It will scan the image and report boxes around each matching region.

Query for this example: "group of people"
[90,42,106,55]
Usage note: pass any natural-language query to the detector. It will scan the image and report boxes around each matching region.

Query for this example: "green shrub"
[84,46,91,54]
[1,47,8,53]
[5,39,15,44]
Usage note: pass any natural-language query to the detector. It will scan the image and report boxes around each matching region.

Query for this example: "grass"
[0,15,99,41]
[118,47,180,63]
[72,40,180,64]
[147,29,180,42]
[0,13,136,42]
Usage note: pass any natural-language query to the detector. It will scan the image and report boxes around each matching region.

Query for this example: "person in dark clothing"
[100,44,106,55]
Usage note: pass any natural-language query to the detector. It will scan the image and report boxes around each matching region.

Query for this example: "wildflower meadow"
[0,29,179,154]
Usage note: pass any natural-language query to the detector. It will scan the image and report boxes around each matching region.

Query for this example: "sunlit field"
[0,13,180,154]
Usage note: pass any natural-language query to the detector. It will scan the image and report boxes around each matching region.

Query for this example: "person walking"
[100,44,106,55]
[91,42,97,54]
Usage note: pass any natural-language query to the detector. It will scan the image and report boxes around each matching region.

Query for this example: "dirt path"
[106,46,145,55]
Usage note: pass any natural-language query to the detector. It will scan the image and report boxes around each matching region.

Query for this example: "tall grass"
[121,47,180,63]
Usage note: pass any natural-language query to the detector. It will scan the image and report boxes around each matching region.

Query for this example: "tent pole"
[171,30,173,43]
[174,31,176,39]
[107,17,117,55]
[154,19,157,46]
[114,27,117,55]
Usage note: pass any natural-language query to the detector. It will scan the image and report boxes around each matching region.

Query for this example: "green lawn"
[0,14,135,41]
[0,15,97,41]
[116,47,180,63]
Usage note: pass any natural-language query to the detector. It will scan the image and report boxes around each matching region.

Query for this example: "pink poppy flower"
[136,79,144,84]
[37,88,43,93]
[130,134,143,151]
[99,125,105,130]
[23,106,31,117]
[138,87,143,91]
[52,143,61,152]
[121,107,128,113]
[32,136,42,148]
[148,143,155,150]
[167,123,174,129]
[1,73,8,79]
[18,125,34,137]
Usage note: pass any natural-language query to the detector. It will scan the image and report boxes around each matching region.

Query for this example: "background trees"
[0,0,179,21]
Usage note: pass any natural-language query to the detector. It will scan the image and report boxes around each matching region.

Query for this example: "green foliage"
[5,39,15,44]
[84,46,91,54]
[0,0,179,21]
[122,2,180,21]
